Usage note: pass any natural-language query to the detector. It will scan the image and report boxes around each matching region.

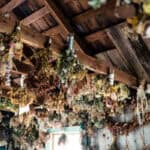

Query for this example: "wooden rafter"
[84,30,115,51]
[13,58,34,74]
[107,23,150,81]
[72,0,136,26]
[0,16,15,34]
[21,6,50,26]
[0,0,26,14]
[20,25,48,49]
[42,0,138,87]
[73,0,116,23]
[43,25,61,37]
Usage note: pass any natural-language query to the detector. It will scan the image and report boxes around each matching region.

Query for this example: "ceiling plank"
[76,49,137,87]
[13,58,34,74]
[0,0,26,14]
[96,49,134,74]
[84,30,115,51]
[107,23,149,81]
[20,25,48,49]
[72,1,135,24]
[42,0,138,87]
[78,0,89,10]
[73,0,116,22]
[43,25,61,37]
[0,16,16,34]
[21,6,50,26]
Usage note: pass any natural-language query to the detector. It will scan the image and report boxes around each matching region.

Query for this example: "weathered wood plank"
[73,0,116,23]
[107,23,149,81]
[0,16,16,34]
[13,58,34,74]
[0,0,26,14]
[129,35,150,78]
[78,0,89,10]
[72,1,135,26]
[84,30,115,52]
[21,6,50,26]
[43,25,61,37]
[96,49,134,74]
[76,49,137,87]
[20,25,48,49]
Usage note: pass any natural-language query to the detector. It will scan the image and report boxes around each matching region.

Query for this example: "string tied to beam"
[108,68,115,86]
[67,34,75,51]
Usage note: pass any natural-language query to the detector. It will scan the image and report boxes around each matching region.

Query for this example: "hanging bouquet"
[57,35,84,84]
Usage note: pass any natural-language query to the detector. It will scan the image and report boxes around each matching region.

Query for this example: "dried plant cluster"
[0,26,149,149]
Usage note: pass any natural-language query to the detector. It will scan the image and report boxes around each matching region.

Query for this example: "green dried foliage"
[57,47,83,84]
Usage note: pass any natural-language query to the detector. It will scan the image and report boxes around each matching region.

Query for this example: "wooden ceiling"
[0,0,149,87]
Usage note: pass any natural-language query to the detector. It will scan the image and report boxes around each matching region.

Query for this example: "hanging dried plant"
[57,35,84,84]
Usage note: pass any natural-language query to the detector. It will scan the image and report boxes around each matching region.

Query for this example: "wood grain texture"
[0,0,26,14]
[43,25,61,37]
[20,25,48,49]
[0,16,16,34]
[107,23,150,81]
[21,6,50,26]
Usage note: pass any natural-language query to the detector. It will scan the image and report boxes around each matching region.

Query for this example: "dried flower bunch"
[0,96,18,112]
[57,35,84,84]
[0,25,149,149]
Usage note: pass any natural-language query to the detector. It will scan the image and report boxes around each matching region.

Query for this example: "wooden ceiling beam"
[42,0,138,87]
[84,30,115,50]
[0,0,26,14]
[72,0,136,24]
[0,16,16,34]
[107,23,149,81]
[21,6,50,26]
[73,0,116,22]
[43,25,61,37]
[20,25,48,49]
[0,16,48,48]
[13,58,34,74]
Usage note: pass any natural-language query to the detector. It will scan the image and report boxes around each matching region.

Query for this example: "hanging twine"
[108,69,115,86]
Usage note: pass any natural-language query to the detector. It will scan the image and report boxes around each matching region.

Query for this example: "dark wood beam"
[0,0,26,14]
[96,49,135,74]
[107,23,149,81]
[21,6,50,26]
[76,49,137,87]
[64,0,89,9]
[84,30,115,51]
[43,25,61,37]
[0,16,16,34]
[73,0,116,22]
[13,58,34,74]
[20,25,48,49]
[72,1,136,28]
